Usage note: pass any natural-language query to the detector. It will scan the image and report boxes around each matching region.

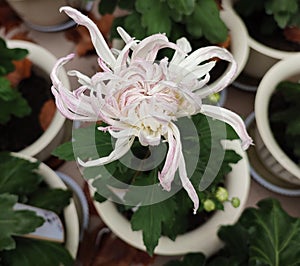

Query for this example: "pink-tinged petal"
[78,136,135,167]
[51,54,98,121]
[170,37,191,65]
[131,34,178,62]
[60,6,116,68]
[201,104,253,150]
[158,124,181,191]
[178,151,199,214]
[116,27,137,49]
[180,46,237,97]
[67,70,91,86]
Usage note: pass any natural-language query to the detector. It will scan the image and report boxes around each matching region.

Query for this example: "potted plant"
[255,54,300,186]
[97,0,249,87]
[164,198,300,265]
[0,152,80,265]
[5,0,94,32]
[51,6,252,256]
[0,37,70,161]
[225,0,300,79]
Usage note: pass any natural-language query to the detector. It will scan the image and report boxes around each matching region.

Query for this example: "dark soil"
[0,67,53,152]
[241,11,300,52]
[269,91,298,163]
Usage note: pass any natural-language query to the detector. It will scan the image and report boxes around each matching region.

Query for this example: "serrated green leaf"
[124,12,147,40]
[135,0,172,36]
[28,188,72,215]
[0,194,44,251]
[167,0,195,16]
[52,124,114,161]
[131,195,177,255]
[0,80,31,124]
[186,0,228,43]
[0,38,28,75]
[241,198,300,266]
[0,153,42,197]
[0,238,74,266]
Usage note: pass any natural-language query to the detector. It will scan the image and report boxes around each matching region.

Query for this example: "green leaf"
[0,194,44,251]
[28,188,72,215]
[0,38,28,75]
[0,238,74,266]
[124,12,147,40]
[241,198,300,266]
[135,0,172,36]
[265,0,298,28]
[131,195,177,256]
[52,124,114,161]
[167,0,195,16]
[186,0,228,43]
[0,153,42,197]
[127,170,178,255]
[0,78,31,124]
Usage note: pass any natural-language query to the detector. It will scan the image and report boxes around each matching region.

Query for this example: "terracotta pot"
[6,40,70,161]
[6,0,93,32]
[255,55,300,185]
[91,140,250,256]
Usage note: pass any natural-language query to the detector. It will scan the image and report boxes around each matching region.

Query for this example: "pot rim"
[255,55,300,181]
[10,152,80,258]
[6,40,70,160]
[91,139,250,256]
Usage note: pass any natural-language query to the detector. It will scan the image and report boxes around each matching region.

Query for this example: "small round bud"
[208,93,220,104]
[231,197,240,208]
[203,199,216,212]
[215,187,229,202]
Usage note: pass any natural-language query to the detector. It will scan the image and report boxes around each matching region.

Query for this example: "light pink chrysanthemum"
[51,6,253,213]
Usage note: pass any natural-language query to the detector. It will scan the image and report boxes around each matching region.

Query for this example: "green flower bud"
[203,199,215,212]
[208,92,220,104]
[215,187,229,202]
[231,197,240,208]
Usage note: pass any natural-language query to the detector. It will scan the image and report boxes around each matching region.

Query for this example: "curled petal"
[178,152,199,214]
[60,6,116,68]
[78,137,135,167]
[201,104,253,150]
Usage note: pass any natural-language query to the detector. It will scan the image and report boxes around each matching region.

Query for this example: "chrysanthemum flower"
[51,6,253,213]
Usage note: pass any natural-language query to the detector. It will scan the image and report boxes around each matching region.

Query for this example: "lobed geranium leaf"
[0,238,73,266]
[0,194,44,251]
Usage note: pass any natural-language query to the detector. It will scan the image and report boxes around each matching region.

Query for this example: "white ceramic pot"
[220,4,249,81]
[6,40,70,161]
[223,0,300,79]
[255,55,300,185]
[91,140,250,256]
[6,0,93,32]
[12,153,80,258]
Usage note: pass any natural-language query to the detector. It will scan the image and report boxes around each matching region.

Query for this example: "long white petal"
[201,104,253,150]
[60,6,116,68]
[78,137,135,167]
[178,151,199,214]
